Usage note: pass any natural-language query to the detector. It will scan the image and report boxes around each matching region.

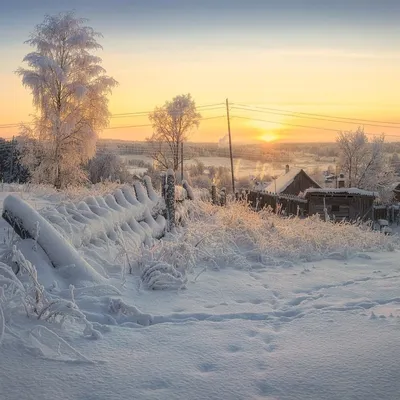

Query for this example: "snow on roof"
[303,188,376,197]
[264,168,319,194]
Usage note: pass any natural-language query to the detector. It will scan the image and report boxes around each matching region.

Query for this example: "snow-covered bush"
[0,248,103,344]
[88,152,131,184]
[160,200,396,270]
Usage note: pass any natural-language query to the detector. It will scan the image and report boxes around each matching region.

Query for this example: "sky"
[0,0,399,143]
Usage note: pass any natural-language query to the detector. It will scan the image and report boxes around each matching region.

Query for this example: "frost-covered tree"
[16,12,118,188]
[88,151,131,183]
[337,128,396,202]
[147,94,201,171]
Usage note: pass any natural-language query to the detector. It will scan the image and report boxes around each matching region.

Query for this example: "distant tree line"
[0,138,30,183]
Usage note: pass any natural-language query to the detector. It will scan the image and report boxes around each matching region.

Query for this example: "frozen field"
[0,185,399,400]
[121,153,335,179]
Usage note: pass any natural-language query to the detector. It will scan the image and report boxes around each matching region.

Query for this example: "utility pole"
[226,98,235,193]
[9,136,15,181]
[180,142,184,183]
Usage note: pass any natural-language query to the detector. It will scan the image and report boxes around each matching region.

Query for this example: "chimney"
[337,173,345,188]
[285,164,290,174]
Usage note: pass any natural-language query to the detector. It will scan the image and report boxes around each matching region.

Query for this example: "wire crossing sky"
[0,0,399,143]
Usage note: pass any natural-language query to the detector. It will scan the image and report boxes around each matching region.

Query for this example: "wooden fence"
[242,190,400,225]
[373,205,400,225]
[242,190,308,216]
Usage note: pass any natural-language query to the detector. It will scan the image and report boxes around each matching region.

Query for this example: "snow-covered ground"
[0,185,400,400]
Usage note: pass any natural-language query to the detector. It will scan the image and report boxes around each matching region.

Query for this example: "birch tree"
[337,128,396,202]
[147,94,201,171]
[16,12,118,188]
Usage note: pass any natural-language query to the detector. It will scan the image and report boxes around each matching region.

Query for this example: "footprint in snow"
[227,344,242,353]
[257,381,281,397]
[247,329,259,338]
[198,362,218,372]
[264,343,278,353]
[249,298,265,305]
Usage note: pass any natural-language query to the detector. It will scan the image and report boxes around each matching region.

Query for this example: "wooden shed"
[264,166,321,196]
[304,188,376,221]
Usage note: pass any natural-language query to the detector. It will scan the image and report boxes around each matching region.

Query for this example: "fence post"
[160,172,166,199]
[165,169,175,230]
[211,184,217,205]
[220,187,227,206]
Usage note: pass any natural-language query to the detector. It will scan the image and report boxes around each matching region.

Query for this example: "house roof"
[303,188,376,197]
[264,168,320,194]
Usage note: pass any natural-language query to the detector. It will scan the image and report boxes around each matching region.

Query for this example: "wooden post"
[226,98,235,193]
[166,169,175,230]
[211,184,217,205]
[220,188,227,206]
[160,172,166,199]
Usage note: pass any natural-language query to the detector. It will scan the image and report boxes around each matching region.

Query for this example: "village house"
[263,165,321,196]
[304,188,376,221]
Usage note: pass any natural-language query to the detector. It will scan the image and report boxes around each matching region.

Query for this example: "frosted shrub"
[0,248,102,343]
[166,200,396,270]
[12,246,45,315]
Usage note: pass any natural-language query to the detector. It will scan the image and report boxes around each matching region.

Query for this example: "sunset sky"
[0,0,399,143]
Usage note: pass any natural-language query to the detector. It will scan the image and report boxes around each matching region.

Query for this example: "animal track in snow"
[198,362,218,372]
[257,381,280,397]
[227,344,242,353]
[234,298,266,305]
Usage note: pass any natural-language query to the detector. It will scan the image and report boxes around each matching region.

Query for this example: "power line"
[104,123,152,130]
[232,115,400,139]
[232,103,400,127]
[105,115,226,130]
[111,105,225,119]
[109,103,225,117]
[0,103,226,128]
[231,105,400,130]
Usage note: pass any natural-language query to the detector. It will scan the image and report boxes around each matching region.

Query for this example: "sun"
[259,132,279,142]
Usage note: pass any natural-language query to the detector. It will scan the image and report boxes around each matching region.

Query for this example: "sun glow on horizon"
[258,132,279,142]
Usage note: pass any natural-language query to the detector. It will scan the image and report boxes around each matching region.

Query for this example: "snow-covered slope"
[0,186,399,400]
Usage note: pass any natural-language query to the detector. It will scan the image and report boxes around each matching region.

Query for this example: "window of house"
[331,205,340,212]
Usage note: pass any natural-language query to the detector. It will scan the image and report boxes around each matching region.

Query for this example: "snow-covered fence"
[247,191,308,216]
[211,184,217,205]
[159,170,195,229]
[373,204,400,225]
[2,177,167,285]
[209,184,228,207]
[165,169,175,230]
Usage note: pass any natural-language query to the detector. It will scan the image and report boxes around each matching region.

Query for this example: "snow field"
[0,185,400,399]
